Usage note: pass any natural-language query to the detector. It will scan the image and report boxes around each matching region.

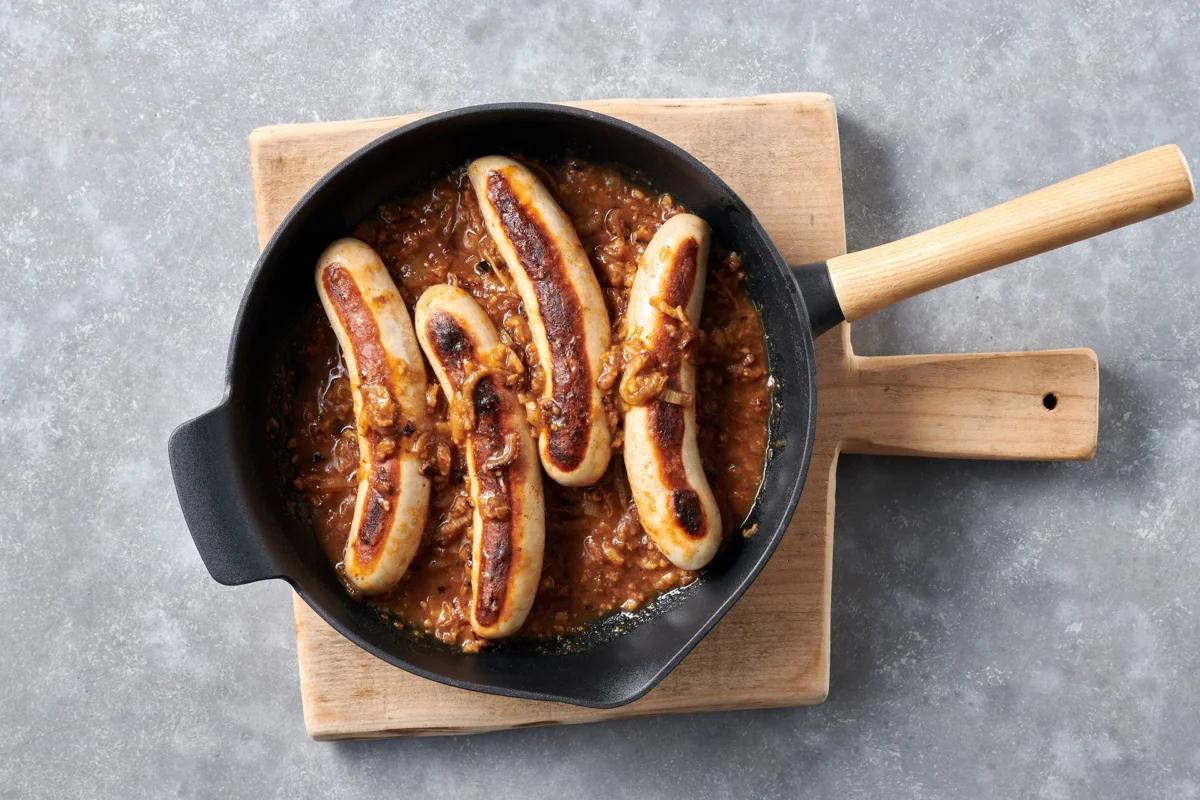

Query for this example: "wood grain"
[835,348,1099,460]
[827,144,1194,322]
[247,93,1100,739]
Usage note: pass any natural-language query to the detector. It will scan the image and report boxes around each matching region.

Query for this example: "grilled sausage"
[467,156,612,487]
[622,214,722,570]
[414,284,545,638]
[315,238,431,594]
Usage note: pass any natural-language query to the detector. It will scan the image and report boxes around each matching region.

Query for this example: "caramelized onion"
[448,365,492,442]
[481,432,520,471]
[659,388,692,406]
[619,349,667,407]
[596,343,623,392]
[651,296,688,323]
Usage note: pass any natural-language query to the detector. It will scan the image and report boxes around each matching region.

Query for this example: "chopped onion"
[651,296,689,323]
[482,432,519,471]
[659,388,692,406]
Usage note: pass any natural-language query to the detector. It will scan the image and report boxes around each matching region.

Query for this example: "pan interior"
[230,104,818,707]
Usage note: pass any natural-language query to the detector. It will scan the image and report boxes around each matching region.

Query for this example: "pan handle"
[168,401,290,586]
[803,145,1193,330]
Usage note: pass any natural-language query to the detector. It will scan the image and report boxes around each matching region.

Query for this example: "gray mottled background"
[1,1,1197,798]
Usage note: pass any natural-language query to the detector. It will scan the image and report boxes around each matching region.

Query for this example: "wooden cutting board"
[248,94,1099,739]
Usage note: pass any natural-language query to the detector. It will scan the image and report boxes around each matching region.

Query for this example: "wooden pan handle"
[826,145,1194,322]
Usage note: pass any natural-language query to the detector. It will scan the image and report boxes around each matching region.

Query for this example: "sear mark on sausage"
[641,239,710,538]
[321,265,403,562]
[486,172,592,472]
[662,238,699,308]
[422,310,519,628]
[468,374,518,627]
[669,489,703,535]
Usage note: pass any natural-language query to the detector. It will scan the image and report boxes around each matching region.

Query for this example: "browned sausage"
[414,284,545,638]
[316,238,431,594]
[622,214,722,570]
[467,155,612,487]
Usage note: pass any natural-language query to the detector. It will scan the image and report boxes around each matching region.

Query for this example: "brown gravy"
[276,158,771,651]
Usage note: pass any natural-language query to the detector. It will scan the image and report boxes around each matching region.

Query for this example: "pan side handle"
[826,348,1099,460]
[168,401,292,585]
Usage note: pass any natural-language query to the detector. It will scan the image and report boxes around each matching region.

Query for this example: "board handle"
[825,145,1194,323]
[833,348,1099,460]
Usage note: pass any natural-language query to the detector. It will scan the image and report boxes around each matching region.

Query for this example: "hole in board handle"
[1042,392,1058,411]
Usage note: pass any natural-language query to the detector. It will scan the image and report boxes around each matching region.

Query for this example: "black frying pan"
[168,104,1192,708]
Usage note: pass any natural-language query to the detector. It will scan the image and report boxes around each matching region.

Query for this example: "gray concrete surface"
[2,1,1197,798]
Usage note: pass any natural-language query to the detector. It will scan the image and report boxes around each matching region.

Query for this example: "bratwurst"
[467,156,612,487]
[415,284,545,638]
[315,238,431,594]
[622,214,722,570]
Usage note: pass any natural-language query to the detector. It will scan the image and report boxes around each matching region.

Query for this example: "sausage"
[414,284,545,638]
[315,238,431,595]
[621,214,722,570]
[467,156,612,487]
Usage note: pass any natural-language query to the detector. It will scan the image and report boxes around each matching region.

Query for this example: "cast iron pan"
[168,103,1192,708]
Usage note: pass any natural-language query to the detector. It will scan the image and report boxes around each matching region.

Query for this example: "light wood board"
[248,94,1099,739]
